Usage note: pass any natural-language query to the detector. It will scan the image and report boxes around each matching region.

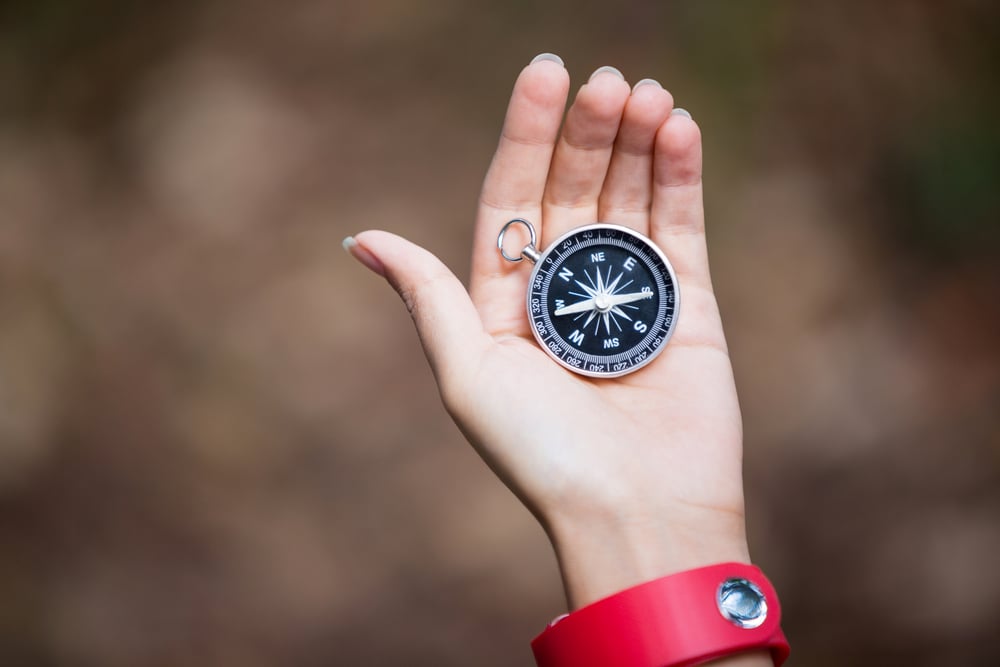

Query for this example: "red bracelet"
[531,562,789,667]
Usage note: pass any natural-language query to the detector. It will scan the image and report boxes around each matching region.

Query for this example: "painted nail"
[631,78,662,93]
[589,65,625,82]
[343,236,385,277]
[671,107,692,119]
[530,53,564,67]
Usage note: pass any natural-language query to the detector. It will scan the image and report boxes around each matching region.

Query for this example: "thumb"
[344,230,489,385]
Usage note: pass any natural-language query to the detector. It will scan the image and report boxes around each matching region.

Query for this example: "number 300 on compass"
[526,224,680,378]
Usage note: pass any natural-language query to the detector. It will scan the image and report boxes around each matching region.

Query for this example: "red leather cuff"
[532,562,789,667]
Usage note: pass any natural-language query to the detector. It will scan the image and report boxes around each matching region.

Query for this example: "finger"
[650,109,713,291]
[471,54,570,337]
[347,231,491,387]
[541,66,631,246]
[597,78,674,235]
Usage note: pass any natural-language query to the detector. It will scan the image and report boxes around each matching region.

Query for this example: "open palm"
[349,56,752,608]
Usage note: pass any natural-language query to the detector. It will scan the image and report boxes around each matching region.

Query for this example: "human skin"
[345,54,772,667]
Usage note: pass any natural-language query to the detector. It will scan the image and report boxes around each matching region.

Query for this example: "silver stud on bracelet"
[717,578,768,629]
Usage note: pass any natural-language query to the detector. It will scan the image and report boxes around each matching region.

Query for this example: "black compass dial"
[527,225,679,378]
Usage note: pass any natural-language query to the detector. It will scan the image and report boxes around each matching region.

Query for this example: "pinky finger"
[650,110,712,290]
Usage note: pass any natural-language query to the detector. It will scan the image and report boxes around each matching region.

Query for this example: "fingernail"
[671,107,692,119]
[530,53,564,67]
[589,65,625,82]
[343,236,385,277]
[631,78,662,93]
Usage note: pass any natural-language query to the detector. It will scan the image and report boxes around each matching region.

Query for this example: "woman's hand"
[345,54,751,611]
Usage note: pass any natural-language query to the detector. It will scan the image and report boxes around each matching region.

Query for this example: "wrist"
[545,504,752,609]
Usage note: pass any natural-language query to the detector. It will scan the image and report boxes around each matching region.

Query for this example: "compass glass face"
[527,225,678,377]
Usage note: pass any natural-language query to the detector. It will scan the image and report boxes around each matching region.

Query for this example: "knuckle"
[398,285,419,316]
[396,270,452,319]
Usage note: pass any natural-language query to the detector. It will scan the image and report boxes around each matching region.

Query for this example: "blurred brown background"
[1,1,998,665]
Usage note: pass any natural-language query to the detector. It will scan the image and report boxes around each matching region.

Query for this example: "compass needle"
[606,291,655,307]
[554,297,597,316]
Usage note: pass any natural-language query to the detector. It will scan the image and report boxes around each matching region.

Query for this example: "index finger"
[470,54,570,337]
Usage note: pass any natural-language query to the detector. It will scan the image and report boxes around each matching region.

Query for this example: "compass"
[498,219,680,378]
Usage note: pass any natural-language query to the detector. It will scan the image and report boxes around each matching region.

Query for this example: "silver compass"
[498,219,680,378]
